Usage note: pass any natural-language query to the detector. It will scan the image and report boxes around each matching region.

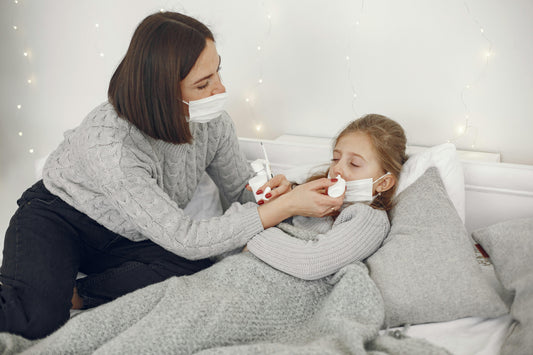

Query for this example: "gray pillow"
[366,167,508,327]
[472,218,533,355]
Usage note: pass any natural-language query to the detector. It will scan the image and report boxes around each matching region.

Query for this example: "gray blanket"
[0,253,450,355]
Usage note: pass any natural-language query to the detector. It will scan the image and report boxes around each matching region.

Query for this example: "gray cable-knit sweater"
[42,102,264,260]
[248,203,390,280]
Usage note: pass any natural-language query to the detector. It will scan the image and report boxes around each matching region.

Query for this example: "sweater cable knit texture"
[43,102,263,260]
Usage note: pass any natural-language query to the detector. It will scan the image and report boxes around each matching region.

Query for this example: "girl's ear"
[376,174,396,193]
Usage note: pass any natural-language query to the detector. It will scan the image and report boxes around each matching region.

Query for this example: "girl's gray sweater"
[42,102,263,260]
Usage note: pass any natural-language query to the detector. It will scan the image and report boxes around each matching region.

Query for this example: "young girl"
[247,113,407,279]
[0,11,342,340]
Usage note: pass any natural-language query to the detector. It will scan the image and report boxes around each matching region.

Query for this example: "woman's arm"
[81,138,263,261]
[205,113,256,205]
[256,178,345,229]
[246,203,390,280]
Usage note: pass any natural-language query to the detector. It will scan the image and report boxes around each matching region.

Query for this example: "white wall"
[1,0,532,240]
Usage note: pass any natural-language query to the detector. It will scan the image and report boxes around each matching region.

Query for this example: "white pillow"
[396,143,465,222]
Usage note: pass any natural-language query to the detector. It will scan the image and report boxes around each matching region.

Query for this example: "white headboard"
[239,137,533,233]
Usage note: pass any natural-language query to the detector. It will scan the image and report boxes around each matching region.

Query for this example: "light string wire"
[245,1,272,138]
[450,1,493,148]
[345,0,365,118]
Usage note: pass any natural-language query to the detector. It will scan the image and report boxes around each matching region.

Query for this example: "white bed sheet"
[385,315,512,355]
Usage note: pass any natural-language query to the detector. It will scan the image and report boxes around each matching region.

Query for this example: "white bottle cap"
[251,159,265,173]
[328,174,346,198]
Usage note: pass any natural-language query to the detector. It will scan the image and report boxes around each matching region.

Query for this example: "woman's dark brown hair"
[108,12,214,144]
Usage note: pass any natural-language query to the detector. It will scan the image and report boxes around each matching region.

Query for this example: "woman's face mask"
[182,92,228,123]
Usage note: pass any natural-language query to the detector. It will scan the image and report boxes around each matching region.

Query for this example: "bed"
[220,136,530,355]
[7,135,532,354]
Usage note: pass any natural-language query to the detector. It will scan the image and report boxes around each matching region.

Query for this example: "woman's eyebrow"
[193,56,221,85]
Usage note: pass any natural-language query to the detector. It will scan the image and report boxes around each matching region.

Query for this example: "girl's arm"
[246,203,390,280]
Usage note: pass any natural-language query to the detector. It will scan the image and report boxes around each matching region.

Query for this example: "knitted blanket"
[0,253,450,354]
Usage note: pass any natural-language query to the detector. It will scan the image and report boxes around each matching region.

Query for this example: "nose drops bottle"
[249,159,271,203]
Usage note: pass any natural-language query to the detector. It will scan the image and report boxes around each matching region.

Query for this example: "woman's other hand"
[246,174,292,204]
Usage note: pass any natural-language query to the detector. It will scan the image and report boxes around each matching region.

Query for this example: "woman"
[0,114,418,355]
[0,11,342,340]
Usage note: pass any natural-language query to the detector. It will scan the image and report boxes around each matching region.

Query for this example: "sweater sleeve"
[246,204,390,280]
[206,112,256,206]
[86,134,264,261]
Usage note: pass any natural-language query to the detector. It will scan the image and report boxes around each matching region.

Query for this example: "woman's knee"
[0,281,71,340]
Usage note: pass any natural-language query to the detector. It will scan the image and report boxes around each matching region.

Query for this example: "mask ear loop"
[373,172,391,192]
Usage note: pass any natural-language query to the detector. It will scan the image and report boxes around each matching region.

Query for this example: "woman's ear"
[376,174,396,193]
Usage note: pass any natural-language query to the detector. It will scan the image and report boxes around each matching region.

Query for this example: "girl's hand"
[246,174,292,204]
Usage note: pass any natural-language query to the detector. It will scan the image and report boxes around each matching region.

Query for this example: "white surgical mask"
[182,92,228,123]
[344,172,391,203]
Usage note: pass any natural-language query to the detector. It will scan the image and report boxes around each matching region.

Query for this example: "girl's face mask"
[329,172,391,203]
[344,172,390,202]
[182,92,228,123]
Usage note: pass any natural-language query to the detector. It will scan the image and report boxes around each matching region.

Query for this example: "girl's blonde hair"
[307,114,407,211]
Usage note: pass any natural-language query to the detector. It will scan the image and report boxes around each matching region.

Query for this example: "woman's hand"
[246,174,292,204]
[284,178,344,218]
[257,178,344,229]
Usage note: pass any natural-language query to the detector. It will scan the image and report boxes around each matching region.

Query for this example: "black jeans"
[0,180,213,339]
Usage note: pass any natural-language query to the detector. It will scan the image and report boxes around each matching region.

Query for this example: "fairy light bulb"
[258,78,263,84]
[13,25,18,30]
[23,52,28,57]
[29,148,34,154]
[257,45,262,51]
[17,104,22,109]
[18,131,23,136]
[100,52,104,57]
[255,124,262,132]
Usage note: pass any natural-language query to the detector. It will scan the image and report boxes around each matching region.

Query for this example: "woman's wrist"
[257,193,294,229]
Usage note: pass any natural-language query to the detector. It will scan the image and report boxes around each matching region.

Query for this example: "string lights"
[10,0,35,155]
[244,5,272,138]
[449,1,494,149]
[8,1,498,158]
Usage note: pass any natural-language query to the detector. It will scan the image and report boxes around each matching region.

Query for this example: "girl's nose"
[331,166,343,179]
